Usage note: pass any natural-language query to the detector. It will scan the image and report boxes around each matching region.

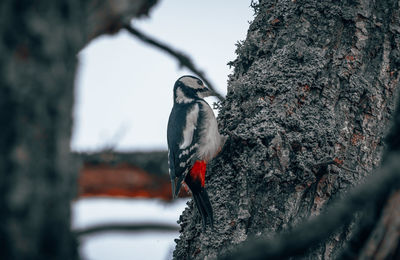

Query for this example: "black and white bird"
[167,75,225,229]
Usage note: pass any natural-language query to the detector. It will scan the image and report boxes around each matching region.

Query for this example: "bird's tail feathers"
[193,187,214,230]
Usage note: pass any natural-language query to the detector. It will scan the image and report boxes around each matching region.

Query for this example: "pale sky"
[71,1,254,152]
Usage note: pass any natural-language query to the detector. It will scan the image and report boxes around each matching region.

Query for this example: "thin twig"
[75,222,179,236]
[336,163,359,174]
[122,24,225,101]
[314,158,358,174]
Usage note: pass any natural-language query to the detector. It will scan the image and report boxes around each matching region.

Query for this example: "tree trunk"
[0,1,158,259]
[173,0,400,259]
[0,2,86,259]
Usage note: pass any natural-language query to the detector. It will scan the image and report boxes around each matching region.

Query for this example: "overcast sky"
[71,1,254,152]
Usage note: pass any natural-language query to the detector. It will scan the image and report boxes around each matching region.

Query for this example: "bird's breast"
[196,101,222,162]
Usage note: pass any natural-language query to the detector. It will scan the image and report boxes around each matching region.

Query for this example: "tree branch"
[75,222,179,236]
[313,158,359,174]
[122,24,225,101]
[87,0,159,41]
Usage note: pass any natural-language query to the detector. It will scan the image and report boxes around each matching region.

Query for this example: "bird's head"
[173,75,213,104]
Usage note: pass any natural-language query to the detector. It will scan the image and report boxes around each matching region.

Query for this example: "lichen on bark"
[173,0,400,259]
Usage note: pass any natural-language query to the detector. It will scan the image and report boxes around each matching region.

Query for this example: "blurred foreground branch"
[87,0,159,40]
[123,24,225,101]
[75,222,179,236]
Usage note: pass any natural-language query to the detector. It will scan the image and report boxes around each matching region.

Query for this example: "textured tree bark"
[173,0,400,259]
[0,0,158,259]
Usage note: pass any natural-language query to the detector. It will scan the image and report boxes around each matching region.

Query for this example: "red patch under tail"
[190,160,207,187]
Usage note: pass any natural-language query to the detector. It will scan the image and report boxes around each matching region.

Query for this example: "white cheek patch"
[179,104,199,149]
[176,87,194,103]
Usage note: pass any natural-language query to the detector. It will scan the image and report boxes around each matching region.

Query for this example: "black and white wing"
[167,102,201,198]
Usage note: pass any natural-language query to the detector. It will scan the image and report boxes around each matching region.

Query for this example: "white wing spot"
[178,149,189,158]
[186,153,195,164]
[190,143,199,151]
[179,104,199,149]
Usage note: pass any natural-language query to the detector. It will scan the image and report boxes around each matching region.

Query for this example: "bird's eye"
[197,80,203,86]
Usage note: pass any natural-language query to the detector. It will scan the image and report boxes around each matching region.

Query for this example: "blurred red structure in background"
[77,152,190,200]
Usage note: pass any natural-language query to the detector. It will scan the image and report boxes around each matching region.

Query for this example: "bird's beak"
[198,87,213,98]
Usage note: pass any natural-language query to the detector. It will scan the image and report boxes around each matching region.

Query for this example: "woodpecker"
[167,75,225,229]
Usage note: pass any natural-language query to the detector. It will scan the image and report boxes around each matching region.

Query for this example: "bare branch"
[87,0,159,40]
[313,158,359,174]
[122,24,225,101]
[75,222,179,236]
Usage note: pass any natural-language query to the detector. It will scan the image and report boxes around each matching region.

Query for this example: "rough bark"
[344,97,400,260]
[173,0,400,259]
[0,0,158,259]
